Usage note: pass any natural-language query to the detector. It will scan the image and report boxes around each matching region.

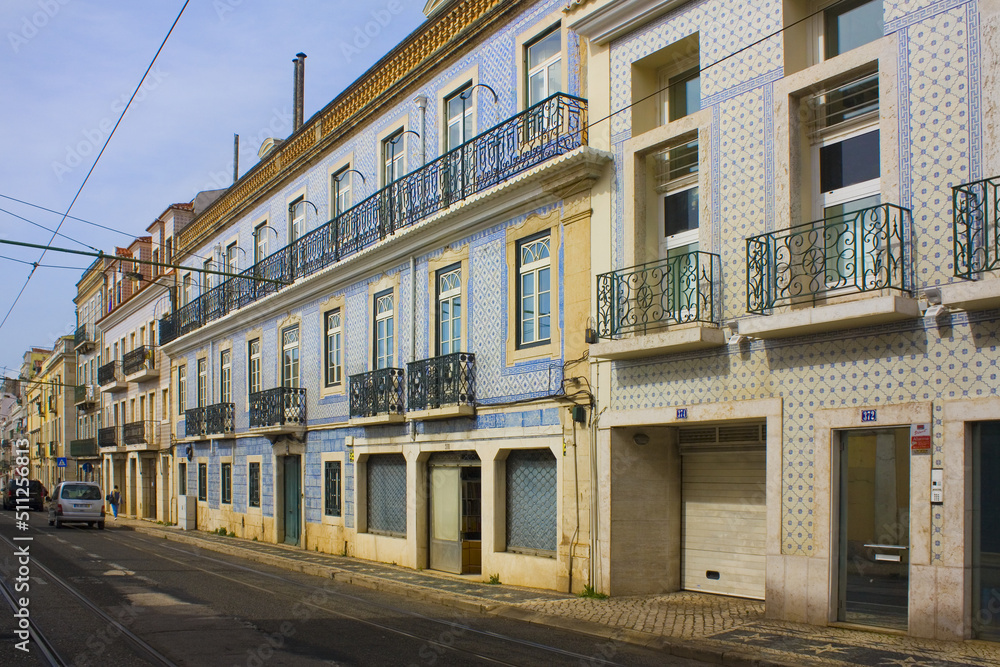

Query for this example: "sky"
[0,0,428,380]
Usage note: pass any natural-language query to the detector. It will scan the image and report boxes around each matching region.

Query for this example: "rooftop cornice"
[566,0,689,45]
[177,0,530,258]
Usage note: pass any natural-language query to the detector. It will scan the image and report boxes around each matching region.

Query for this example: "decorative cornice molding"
[566,0,689,45]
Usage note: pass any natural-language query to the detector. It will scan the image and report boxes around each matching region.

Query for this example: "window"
[197,463,207,501]
[226,242,238,275]
[221,463,231,504]
[825,0,883,59]
[382,130,406,184]
[197,358,207,408]
[254,223,269,264]
[178,461,187,496]
[517,234,551,347]
[324,460,342,517]
[220,350,231,404]
[656,140,700,258]
[664,67,700,122]
[202,259,213,294]
[445,84,474,150]
[324,309,342,387]
[181,273,192,306]
[331,167,352,218]
[165,237,173,265]
[177,365,186,415]
[526,27,561,107]
[248,462,260,508]
[374,291,394,369]
[437,266,462,355]
[282,326,299,388]
[289,198,306,243]
[248,339,261,395]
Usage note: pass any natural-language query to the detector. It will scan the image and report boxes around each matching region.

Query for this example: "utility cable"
[0,206,101,252]
[0,254,88,271]
[0,0,191,334]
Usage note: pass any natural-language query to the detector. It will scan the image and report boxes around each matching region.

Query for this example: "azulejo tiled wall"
[605,0,990,558]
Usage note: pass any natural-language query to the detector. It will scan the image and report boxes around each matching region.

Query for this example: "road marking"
[30,577,48,585]
[71,545,84,550]
[87,553,102,559]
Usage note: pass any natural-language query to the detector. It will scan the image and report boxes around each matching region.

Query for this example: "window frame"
[657,140,701,258]
[178,461,187,496]
[220,462,232,505]
[444,83,474,151]
[382,129,406,186]
[253,222,269,264]
[248,338,261,396]
[331,166,353,219]
[282,325,300,388]
[197,462,207,502]
[248,461,261,509]
[525,25,562,108]
[289,196,306,244]
[436,264,462,356]
[177,364,186,416]
[197,358,207,408]
[824,0,884,61]
[324,460,342,518]
[373,289,395,369]
[516,232,552,349]
[324,308,343,387]
[220,349,232,404]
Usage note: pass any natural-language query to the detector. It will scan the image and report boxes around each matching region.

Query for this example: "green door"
[284,455,300,546]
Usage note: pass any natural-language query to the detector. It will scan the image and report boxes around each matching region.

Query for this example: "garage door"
[680,424,766,599]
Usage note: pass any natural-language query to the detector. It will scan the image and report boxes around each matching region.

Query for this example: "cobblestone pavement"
[114,519,1000,666]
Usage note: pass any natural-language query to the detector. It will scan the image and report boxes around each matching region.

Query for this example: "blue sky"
[0,0,427,378]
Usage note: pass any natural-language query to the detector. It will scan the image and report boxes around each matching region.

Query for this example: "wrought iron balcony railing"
[122,345,154,376]
[98,425,120,448]
[185,407,206,437]
[69,438,97,458]
[249,387,306,428]
[97,361,121,386]
[159,93,588,345]
[407,353,475,412]
[74,384,97,406]
[123,420,157,446]
[350,368,405,419]
[74,323,96,350]
[746,203,912,314]
[596,251,720,338]
[207,402,235,434]
[953,176,1000,278]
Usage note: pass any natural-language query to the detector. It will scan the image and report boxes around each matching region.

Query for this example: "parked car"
[3,479,46,512]
[48,481,105,529]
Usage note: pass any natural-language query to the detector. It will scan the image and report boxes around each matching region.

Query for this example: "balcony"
[942,176,1000,311]
[69,438,98,458]
[74,323,96,352]
[97,361,127,392]
[592,251,726,359]
[74,384,97,409]
[207,402,235,435]
[185,407,206,438]
[98,425,120,450]
[122,345,158,381]
[249,387,306,434]
[160,93,589,345]
[350,368,405,425]
[407,353,476,420]
[123,420,157,448]
[742,203,919,339]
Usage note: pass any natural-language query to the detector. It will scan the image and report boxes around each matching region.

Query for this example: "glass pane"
[664,187,699,238]
[825,75,879,127]
[548,61,561,96]
[528,30,560,69]
[820,131,880,193]
[974,422,1000,640]
[827,0,883,58]
[529,71,545,107]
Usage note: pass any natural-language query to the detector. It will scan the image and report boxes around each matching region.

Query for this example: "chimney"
[293,52,306,132]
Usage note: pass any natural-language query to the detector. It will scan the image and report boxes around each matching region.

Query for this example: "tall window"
[325,309,342,387]
[289,198,306,243]
[331,167,352,218]
[657,140,700,258]
[197,463,207,501]
[825,0,883,59]
[248,462,261,508]
[226,242,238,275]
[221,463,231,504]
[254,223,269,264]
[181,273,192,306]
[177,365,186,415]
[382,130,406,184]
[220,350,231,404]
[517,234,551,347]
[324,461,342,517]
[197,358,207,408]
[282,326,300,388]
[437,266,462,355]
[248,339,261,395]
[663,67,700,122]
[202,259,213,294]
[526,27,561,107]
[178,461,187,496]
[374,291,394,369]
[445,85,474,150]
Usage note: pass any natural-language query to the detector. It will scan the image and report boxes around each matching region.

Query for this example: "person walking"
[110,486,121,521]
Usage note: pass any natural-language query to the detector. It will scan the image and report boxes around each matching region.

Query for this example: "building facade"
[25,338,76,489]
[160,0,605,591]
[569,0,1000,642]
[72,259,106,482]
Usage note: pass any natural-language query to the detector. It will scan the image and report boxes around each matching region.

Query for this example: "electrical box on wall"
[931,468,943,504]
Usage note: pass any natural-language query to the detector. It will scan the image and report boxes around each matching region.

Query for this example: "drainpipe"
[413,96,427,166]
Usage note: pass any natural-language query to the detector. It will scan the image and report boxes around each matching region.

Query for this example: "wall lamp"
[923,288,947,320]
[632,432,650,446]
[725,319,747,346]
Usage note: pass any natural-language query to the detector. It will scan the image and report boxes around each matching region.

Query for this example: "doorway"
[128,457,138,517]
[283,455,301,546]
[973,421,1000,641]
[837,427,910,631]
[428,452,481,575]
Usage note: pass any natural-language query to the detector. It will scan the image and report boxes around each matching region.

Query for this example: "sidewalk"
[111,518,1000,667]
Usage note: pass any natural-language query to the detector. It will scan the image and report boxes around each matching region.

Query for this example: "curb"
[121,522,807,667]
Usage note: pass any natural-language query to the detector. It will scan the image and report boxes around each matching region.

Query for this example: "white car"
[48,481,105,529]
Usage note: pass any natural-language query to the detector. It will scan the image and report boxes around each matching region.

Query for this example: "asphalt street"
[0,510,709,666]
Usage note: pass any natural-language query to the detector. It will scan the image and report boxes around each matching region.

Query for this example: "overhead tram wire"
[0,254,89,271]
[0,0,192,334]
[0,206,101,252]
[0,192,217,264]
